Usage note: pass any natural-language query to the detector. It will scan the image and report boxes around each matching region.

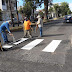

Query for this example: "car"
[63,14,72,23]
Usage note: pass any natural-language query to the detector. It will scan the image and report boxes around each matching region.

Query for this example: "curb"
[9,17,62,32]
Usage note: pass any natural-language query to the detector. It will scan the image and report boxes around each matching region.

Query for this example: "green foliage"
[49,7,53,13]
[23,3,32,18]
[60,2,71,16]
[38,11,44,17]
[0,9,2,21]
[53,4,60,17]
[53,4,59,12]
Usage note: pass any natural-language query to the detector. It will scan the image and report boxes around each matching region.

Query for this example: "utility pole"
[16,0,19,26]
[8,0,14,27]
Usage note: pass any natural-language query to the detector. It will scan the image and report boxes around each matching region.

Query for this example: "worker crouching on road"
[23,17,32,38]
[0,20,13,44]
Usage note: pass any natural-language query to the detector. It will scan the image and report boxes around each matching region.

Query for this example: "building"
[0,0,17,21]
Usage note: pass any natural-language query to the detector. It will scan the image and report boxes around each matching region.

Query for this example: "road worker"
[0,20,13,44]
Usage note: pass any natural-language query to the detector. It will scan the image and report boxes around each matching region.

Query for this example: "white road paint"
[13,38,28,45]
[21,39,44,50]
[42,40,62,52]
[2,45,13,48]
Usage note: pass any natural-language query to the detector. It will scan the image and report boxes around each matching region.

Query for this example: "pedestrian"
[36,15,43,37]
[23,17,32,38]
[0,20,13,44]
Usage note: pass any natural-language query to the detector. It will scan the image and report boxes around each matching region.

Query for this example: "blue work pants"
[0,28,8,43]
[39,27,42,37]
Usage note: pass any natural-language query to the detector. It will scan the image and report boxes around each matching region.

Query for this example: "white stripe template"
[13,38,28,45]
[2,38,28,48]
[2,45,13,48]
[42,40,62,52]
[21,39,44,50]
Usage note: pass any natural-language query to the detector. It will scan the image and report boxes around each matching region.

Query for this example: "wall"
[0,0,2,10]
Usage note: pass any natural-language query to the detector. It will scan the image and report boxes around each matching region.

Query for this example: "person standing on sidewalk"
[0,20,13,44]
[36,15,43,37]
[23,17,32,38]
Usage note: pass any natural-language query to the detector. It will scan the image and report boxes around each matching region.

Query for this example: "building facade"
[0,0,17,21]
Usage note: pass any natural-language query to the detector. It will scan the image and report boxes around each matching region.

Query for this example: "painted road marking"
[2,45,13,48]
[42,40,62,52]
[13,38,28,45]
[21,39,44,50]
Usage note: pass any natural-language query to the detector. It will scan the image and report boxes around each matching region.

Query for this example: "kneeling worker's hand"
[9,33,13,36]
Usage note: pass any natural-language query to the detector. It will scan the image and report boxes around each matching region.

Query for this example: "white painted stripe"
[21,39,44,50]
[13,38,28,45]
[2,45,13,48]
[42,40,62,52]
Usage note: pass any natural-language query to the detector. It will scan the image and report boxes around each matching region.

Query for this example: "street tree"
[60,2,71,16]
[0,9,2,21]
[23,2,32,18]
[53,4,60,18]
[39,0,53,20]
[22,0,53,20]
[22,0,42,19]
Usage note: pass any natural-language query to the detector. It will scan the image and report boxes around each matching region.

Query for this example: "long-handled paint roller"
[12,35,16,43]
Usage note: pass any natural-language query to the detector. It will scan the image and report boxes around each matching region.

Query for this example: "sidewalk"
[9,17,62,32]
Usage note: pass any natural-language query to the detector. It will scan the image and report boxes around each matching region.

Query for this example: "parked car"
[63,15,72,23]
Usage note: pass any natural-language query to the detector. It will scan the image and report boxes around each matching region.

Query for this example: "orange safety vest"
[24,20,31,30]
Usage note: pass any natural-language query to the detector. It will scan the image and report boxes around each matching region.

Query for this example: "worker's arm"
[5,23,13,36]
[37,18,40,25]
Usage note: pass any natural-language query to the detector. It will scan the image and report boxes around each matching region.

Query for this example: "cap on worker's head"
[24,17,27,20]
[37,15,41,18]
[7,20,11,23]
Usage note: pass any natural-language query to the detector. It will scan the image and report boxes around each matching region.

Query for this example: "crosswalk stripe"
[21,39,44,50]
[2,38,28,48]
[2,45,13,48]
[13,38,28,45]
[42,40,62,52]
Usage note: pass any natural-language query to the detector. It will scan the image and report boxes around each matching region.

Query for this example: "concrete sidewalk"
[9,17,62,32]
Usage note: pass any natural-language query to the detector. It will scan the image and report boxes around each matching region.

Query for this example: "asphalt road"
[0,18,72,72]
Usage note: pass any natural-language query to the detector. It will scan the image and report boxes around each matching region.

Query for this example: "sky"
[17,0,72,11]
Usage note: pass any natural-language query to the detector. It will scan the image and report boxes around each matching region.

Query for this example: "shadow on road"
[43,34,64,37]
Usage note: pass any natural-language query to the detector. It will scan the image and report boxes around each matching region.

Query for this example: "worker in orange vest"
[23,17,32,38]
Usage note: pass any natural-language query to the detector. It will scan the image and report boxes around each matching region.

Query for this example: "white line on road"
[42,40,62,52]
[21,39,44,50]
[13,38,28,45]
[2,38,28,48]
[2,45,13,48]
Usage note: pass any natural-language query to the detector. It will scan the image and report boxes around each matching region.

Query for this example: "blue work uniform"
[0,21,11,43]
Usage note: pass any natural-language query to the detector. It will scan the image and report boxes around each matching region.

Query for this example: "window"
[2,0,5,5]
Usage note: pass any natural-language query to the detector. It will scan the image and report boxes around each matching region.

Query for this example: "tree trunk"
[33,8,34,19]
[44,0,48,20]
[16,0,19,26]
[8,0,14,27]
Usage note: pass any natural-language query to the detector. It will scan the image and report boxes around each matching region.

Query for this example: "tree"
[60,2,71,16]
[15,0,19,26]
[23,2,32,18]
[0,9,2,21]
[67,9,71,14]
[39,0,53,20]
[53,4,60,18]
[22,0,53,20]
[19,2,32,18]
[23,0,42,19]
[38,10,44,17]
